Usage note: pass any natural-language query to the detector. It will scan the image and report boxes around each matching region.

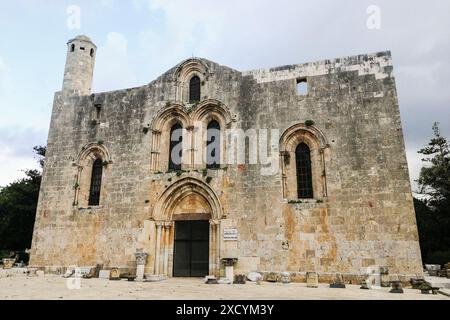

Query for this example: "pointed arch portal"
[149,178,223,277]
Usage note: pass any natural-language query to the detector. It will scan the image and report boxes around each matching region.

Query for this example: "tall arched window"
[169,123,183,171]
[88,159,103,206]
[189,76,201,103]
[207,120,220,169]
[296,143,313,199]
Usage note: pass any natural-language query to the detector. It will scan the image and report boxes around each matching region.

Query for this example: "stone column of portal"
[209,222,214,275]
[159,225,165,275]
[163,224,170,276]
[154,223,162,275]
[215,221,221,276]
[135,251,148,282]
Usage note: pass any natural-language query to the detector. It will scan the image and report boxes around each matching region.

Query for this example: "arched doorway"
[172,193,211,277]
[151,178,223,277]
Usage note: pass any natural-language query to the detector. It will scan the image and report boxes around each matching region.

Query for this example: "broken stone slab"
[425,264,441,277]
[419,282,432,294]
[144,275,167,282]
[99,270,110,279]
[410,277,426,289]
[306,272,319,288]
[233,274,246,284]
[2,259,15,270]
[63,269,75,278]
[83,264,103,279]
[424,276,450,289]
[265,272,278,283]
[360,279,370,290]
[389,281,404,294]
[204,276,218,284]
[330,273,346,288]
[247,272,263,282]
[218,278,232,285]
[280,272,291,284]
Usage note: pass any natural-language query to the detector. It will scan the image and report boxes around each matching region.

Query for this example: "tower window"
[95,104,102,120]
[88,159,103,206]
[169,123,183,171]
[80,47,85,51]
[207,120,221,169]
[70,44,75,52]
[189,76,201,103]
[90,48,94,57]
[297,78,308,95]
[296,143,313,198]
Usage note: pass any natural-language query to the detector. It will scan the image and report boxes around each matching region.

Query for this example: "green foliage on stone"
[305,120,315,127]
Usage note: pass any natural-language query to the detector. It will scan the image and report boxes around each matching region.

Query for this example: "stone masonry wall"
[30,50,423,279]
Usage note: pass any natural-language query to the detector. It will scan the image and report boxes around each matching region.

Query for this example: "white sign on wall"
[223,228,238,241]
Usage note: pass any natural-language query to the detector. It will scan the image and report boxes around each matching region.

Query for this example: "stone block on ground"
[280,272,291,284]
[205,276,218,284]
[247,272,263,282]
[99,270,110,279]
[233,274,246,284]
[306,272,319,288]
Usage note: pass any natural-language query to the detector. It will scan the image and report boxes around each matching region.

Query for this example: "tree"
[415,123,450,265]
[0,146,45,256]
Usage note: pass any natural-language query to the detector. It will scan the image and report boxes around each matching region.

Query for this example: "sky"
[0,0,449,194]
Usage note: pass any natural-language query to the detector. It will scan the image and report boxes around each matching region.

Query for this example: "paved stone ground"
[0,276,449,300]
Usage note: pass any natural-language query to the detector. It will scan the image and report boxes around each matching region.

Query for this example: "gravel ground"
[0,276,448,300]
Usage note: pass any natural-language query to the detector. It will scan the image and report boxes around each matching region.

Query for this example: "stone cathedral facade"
[30,35,423,281]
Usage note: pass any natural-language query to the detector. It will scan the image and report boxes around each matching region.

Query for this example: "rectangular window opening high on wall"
[297,78,308,95]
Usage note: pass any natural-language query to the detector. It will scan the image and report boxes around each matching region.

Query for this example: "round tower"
[62,35,97,95]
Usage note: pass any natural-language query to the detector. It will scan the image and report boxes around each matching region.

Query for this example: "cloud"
[0,55,11,94]
[0,127,47,187]
[93,32,138,92]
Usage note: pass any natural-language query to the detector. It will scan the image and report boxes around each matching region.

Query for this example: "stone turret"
[62,35,96,95]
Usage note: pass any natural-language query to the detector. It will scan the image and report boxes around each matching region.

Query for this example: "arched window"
[295,143,313,199]
[189,76,201,103]
[207,120,220,169]
[169,123,183,171]
[88,159,103,206]
[90,48,94,57]
[70,44,75,52]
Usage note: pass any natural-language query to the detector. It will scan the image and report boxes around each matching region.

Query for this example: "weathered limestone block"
[306,272,319,288]
[2,259,15,270]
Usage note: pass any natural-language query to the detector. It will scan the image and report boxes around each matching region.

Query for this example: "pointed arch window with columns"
[73,143,111,208]
[280,124,329,201]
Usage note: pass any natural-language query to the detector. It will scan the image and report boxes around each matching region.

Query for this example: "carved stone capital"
[135,252,148,266]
